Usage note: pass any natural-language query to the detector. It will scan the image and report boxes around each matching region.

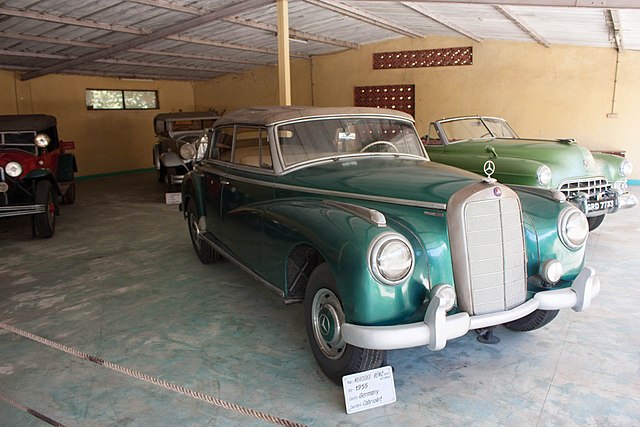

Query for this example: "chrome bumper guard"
[617,192,638,211]
[0,204,46,218]
[342,267,600,352]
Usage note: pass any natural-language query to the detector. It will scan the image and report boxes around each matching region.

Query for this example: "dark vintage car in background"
[0,114,77,238]
[423,116,636,230]
[152,112,219,191]
[181,106,600,383]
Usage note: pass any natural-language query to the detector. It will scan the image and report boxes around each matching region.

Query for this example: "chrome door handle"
[220,180,230,185]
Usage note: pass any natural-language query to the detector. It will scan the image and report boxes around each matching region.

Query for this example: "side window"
[425,123,442,145]
[232,127,272,169]
[210,127,233,161]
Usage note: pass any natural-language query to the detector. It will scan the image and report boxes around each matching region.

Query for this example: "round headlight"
[619,159,633,177]
[5,161,23,177]
[536,165,552,186]
[179,143,196,160]
[369,233,414,285]
[34,133,50,148]
[558,207,589,250]
[540,259,563,284]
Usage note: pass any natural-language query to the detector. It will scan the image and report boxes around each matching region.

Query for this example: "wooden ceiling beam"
[605,9,624,52]
[351,0,640,8]
[224,16,359,49]
[302,0,425,38]
[166,33,307,59]
[401,2,483,42]
[130,0,358,49]
[494,5,550,47]
[0,6,145,35]
[19,0,274,80]
[0,49,239,74]
[0,31,268,66]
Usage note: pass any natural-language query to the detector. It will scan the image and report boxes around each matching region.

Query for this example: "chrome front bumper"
[342,267,600,352]
[569,191,637,217]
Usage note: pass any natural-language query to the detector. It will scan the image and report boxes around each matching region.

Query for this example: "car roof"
[214,106,415,127]
[0,114,57,131]
[153,112,220,122]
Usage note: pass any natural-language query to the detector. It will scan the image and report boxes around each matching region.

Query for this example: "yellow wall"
[193,59,312,112]
[3,36,639,180]
[0,70,195,176]
[310,36,640,179]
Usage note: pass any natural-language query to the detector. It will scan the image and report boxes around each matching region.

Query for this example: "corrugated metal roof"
[0,0,638,82]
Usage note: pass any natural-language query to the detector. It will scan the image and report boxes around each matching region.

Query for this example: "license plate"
[586,199,614,213]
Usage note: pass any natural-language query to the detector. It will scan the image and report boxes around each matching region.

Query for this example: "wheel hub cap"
[312,289,345,359]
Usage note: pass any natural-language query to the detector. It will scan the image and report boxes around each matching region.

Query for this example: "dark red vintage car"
[0,114,77,237]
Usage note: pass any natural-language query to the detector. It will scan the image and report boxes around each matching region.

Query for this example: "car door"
[200,126,232,241]
[218,126,275,274]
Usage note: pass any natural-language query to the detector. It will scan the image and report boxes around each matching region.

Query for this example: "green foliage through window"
[86,89,159,110]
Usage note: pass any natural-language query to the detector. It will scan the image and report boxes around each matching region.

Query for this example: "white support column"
[277,0,292,106]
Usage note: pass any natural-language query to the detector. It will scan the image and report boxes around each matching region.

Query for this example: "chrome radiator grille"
[447,183,528,317]
[559,178,610,199]
[464,197,527,315]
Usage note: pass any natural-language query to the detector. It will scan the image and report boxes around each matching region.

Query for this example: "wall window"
[354,84,415,117]
[86,89,159,110]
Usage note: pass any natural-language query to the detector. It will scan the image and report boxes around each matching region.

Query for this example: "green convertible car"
[424,116,636,230]
[181,106,600,383]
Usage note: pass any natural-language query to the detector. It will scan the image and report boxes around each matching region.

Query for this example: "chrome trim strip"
[323,200,387,227]
[222,171,447,210]
[0,204,45,217]
[198,160,276,177]
[279,153,428,175]
[200,233,284,298]
[268,113,416,127]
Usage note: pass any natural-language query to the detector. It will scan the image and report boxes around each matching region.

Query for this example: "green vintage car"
[424,116,636,230]
[181,107,600,383]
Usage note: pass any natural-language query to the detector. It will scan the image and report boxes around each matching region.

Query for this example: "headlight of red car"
[5,161,23,177]
[34,133,50,148]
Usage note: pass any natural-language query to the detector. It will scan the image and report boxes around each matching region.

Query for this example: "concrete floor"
[0,172,638,427]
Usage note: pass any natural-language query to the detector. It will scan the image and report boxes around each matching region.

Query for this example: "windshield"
[440,117,517,143]
[276,117,425,167]
[483,118,518,138]
[0,131,37,154]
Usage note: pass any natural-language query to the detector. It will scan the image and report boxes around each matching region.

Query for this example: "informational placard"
[342,366,396,414]
[165,192,182,205]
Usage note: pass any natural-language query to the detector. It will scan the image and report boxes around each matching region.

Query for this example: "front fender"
[592,152,624,182]
[489,157,547,187]
[517,191,586,286]
[56,153,77,182]
[160,151,187,168]
[23,169,62,194]
[263,199,430,325]
[181,170,206,218]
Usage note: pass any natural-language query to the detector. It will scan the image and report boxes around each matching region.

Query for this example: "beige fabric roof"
[215,106,415,127]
